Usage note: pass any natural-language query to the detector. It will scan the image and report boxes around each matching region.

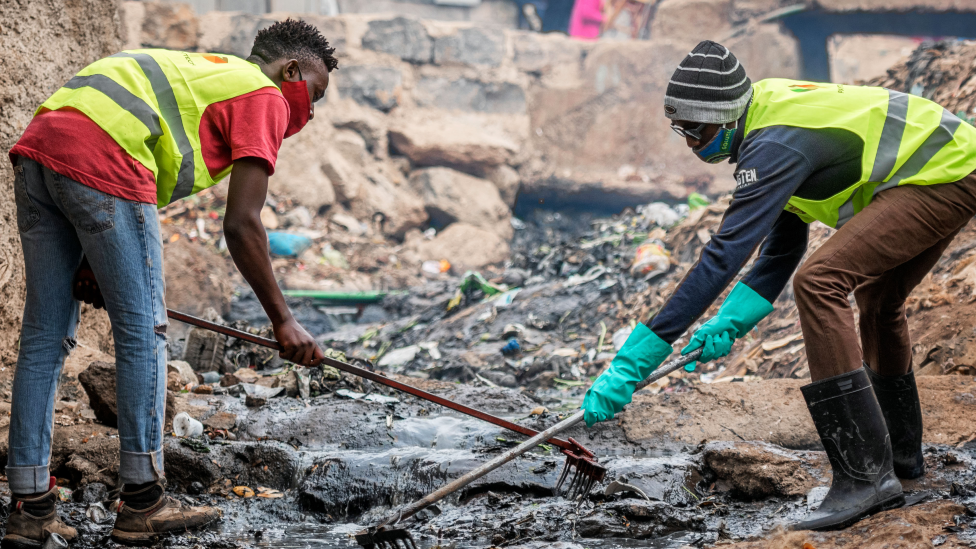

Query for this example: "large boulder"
[389,113,520,173]
[483,165,521,207]
[349,169,428,238]
[413,223,510,272]
[329,98,389,156]
[433,27,506,67]
[78,361,176,428]
[270,115,338,212]
[414,77,527,114]
[138,2,199,50]
[409,167,512,240]
[361,17,433,64]
[336,66,403,112]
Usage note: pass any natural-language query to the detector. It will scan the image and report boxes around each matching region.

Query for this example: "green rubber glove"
[681,282,773,371]
[582,323,672,427]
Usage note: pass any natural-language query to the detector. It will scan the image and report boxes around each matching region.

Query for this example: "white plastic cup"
[173,412,204,438]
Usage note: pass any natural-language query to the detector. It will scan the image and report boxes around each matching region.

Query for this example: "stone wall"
[124,3,806,214]
[0,0,123,363]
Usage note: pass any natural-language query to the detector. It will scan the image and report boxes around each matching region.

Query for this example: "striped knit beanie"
[664,40,752,124]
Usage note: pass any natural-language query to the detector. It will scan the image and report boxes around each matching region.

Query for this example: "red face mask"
[281,77,311,138]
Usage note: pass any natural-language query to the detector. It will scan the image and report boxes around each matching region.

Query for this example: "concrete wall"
[0,0,123,362]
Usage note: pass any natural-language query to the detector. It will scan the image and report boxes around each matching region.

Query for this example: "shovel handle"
[372,348,703,529]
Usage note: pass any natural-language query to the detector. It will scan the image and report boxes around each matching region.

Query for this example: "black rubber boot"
[794,369,905,531]
[864,365,925,479]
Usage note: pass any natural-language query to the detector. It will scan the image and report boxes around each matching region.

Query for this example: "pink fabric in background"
[569,0,603,40]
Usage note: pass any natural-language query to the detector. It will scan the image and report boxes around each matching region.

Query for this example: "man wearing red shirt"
[5,19,336,547]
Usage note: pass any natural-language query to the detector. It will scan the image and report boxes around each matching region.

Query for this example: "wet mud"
[3,378,973,549]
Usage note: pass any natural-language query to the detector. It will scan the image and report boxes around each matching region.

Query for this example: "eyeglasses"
[671,122,707,140]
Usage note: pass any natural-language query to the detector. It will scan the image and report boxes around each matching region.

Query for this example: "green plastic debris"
[323,348,347,363]
[180,438,210,454]
[458,271,507,297]
[687,192,710,210]
[281,289,405,304]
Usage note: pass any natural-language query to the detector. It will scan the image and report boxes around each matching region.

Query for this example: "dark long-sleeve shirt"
[649,108,863,344]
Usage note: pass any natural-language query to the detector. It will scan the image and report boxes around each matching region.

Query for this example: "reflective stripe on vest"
[744,79,976,228]
[38,49,280,206]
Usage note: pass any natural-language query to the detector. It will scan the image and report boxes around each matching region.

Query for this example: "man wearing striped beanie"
[583,39,976,531]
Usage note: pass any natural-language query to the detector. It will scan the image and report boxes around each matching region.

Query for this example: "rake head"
[555,437,607,499]
[354,527,418,549]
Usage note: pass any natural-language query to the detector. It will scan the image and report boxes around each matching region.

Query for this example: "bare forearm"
[224,216,291,326]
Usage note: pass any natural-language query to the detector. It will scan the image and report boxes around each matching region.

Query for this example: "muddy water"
[40,386,976,548]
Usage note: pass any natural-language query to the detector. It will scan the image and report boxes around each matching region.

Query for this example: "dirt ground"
[620,375,976,451]
[724,501,969,549]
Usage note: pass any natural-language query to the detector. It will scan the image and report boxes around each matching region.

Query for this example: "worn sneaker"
[1,478,77,549]
[111,481,220,545]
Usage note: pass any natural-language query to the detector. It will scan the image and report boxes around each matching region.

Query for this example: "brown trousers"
[794,173,976,381]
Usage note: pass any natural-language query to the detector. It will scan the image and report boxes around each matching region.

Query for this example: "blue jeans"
[8,157,166,494]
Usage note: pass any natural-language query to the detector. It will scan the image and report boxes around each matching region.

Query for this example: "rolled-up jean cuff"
[120,449,164,485]
[6,465,50,495]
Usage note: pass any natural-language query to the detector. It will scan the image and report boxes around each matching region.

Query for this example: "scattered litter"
[180,438,210,453]
[56,487,72,503]
[257,487,284,499]
[630,241,671,278]
[86,502,110,524]
[377,345,420,367]
[233,486,255,498]
[501,338,520,356]
[529,406,548,415]
[267,232,313,258]
[173,412,204,438]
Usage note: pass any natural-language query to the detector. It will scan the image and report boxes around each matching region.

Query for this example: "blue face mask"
[694,125,737,164]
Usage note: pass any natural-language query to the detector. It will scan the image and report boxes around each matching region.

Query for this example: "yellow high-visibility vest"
[745,79,976,227]
[39,49,280,206]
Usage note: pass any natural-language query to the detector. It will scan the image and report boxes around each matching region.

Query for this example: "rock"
[650,0,733,46]
[349,171,428,238]
[330,100,389,155]
[72,482,108,504]
[703,441,829,498]
[65,455,115,488]
[512,32,549,73]
[281,206,313,228]
[256,376,280,389]
[414,77,527,114]
[192,385,214,395]
[260,206,279,229]
[167,360,197,386]
[483,165,521,207]
[726,23,800,80]
[78,361,175,428]
[479,370,518,388]
[202,412,238,431]
[409,167,512,239]
[434,27,505,67]
[320,147,364,203]
[245,394,267,408]
[195,12,277,58]
[336,66,403,112]
[232,368,260,384]
[361,17,432,64]
[332,130,369,168]
[138,2,199,50]
[270,115,338,213]
[167,371,184,392]
[414,223,510,272]
[390,113,519,172]
[220,373,241,387]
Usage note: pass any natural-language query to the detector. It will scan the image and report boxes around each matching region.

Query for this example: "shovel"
[354,348,703,549]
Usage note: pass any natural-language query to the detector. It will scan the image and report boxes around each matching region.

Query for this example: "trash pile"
[159,185,428,298]
[309,193,820,401]
[869,40,976,124]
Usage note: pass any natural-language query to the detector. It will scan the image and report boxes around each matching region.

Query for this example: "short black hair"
[250,18,339,72]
